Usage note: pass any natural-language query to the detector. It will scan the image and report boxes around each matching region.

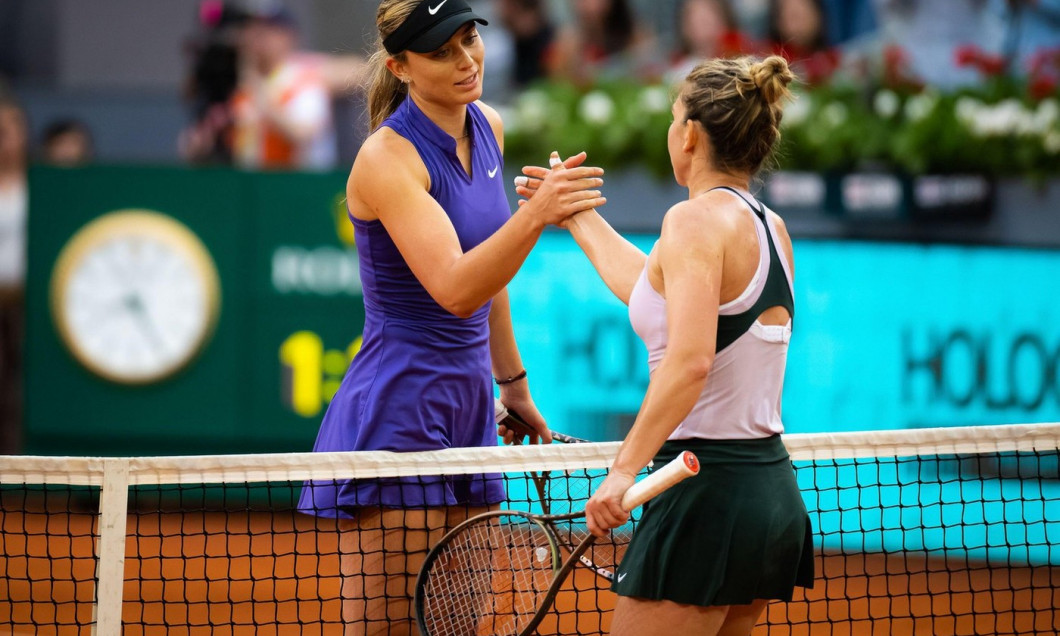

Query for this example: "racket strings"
[543,469,635,576]
[419,515,556,636]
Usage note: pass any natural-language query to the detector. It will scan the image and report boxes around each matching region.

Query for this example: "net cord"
[4,422,1058,486]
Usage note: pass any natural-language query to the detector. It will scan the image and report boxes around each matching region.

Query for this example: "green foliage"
[503,78,1060,179]
[503,80,676,179]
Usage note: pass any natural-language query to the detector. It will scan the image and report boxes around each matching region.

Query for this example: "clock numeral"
[280,331,364,418]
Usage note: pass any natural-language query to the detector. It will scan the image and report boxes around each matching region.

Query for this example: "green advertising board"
[25,165,360,455]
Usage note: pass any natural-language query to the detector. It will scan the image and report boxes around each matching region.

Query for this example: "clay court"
[3,506,1059,635]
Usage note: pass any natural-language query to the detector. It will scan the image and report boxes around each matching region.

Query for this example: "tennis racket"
[495,398,586,444]
[496,398,630,581]
[414,450,700,636]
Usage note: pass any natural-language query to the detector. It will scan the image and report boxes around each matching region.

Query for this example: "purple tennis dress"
[298,97,510,517]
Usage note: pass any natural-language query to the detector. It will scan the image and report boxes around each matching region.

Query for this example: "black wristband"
[495,369,527,385]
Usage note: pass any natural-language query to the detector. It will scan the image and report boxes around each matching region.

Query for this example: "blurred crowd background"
[0,0,1056,172]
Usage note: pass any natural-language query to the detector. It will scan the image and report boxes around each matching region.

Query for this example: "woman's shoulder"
[665,192,743,227]
[472,100,504,141]
[356,126,419,166]
[660,192,748,248]
[472,100,501,124]
[350,126,426,191]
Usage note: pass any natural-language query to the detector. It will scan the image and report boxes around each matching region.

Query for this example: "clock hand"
[124,294,167,354]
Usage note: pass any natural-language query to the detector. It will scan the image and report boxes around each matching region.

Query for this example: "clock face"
[51,210,221,384]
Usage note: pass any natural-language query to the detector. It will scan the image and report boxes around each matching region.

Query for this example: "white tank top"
[628,188,794,440]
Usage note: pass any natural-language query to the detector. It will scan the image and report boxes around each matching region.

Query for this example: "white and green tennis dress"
[615,186,814,606]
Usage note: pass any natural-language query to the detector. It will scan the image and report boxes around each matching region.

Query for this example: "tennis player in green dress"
[517,54,814,635]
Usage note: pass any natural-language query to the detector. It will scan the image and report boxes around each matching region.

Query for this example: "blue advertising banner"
[507,234,1060,439]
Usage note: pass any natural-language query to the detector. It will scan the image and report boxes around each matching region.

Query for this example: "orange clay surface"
[2,509,1059,635]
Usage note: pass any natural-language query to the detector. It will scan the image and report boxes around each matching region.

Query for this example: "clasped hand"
[515,151,606,227]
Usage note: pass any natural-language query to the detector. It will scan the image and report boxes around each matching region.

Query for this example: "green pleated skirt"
[612,435,815,606]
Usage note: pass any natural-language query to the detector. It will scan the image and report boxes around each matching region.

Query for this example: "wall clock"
[50,210,221,384]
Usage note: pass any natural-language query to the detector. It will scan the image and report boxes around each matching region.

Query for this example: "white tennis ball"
[535,546,549,563]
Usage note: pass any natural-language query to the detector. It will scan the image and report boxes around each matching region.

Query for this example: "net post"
[92,458,130,636]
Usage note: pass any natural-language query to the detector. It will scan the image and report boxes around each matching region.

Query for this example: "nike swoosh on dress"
[488,165,498,178]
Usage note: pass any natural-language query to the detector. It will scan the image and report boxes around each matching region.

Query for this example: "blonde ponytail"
[366,0,420,130]
[366,47,408,130]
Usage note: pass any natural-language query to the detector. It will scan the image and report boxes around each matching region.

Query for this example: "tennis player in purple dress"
[297,0,606,632]
[300,60,517,514]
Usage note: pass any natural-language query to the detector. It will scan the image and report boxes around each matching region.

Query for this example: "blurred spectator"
[39,119,95,167]
[0,94,27,454]
[180,0,248,164]
[871,0,1005,88]
[820,0,877,46]
[229,3,336,170]
[719,0,770,40]
[994,0,1060,71]
[182,1,338,170]
[0,96,26,291]
[769,0,828,55]
[767,0,841,84]
[496,0,557,88]
[180,1,244,164]
[548,0,662,84]
[668,0,752,81]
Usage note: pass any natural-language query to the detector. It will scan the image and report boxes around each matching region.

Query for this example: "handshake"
[509,151,606,228]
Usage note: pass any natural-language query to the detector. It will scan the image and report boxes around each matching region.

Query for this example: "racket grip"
[621,451,699,511]
[493,397,509,423]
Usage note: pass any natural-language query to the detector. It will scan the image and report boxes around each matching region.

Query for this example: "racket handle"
[493,397,510,423]
[495,398,589,444]
[621,451,699,511]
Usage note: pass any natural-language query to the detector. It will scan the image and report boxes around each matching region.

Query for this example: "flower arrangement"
[502,80,677,179]
[501,47,1060,180]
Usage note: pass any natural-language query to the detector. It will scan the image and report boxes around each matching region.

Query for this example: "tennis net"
[1,422,1058,635]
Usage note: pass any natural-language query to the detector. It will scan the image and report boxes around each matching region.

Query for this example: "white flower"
[904,92,937,122]
[955,97,982,127]
[821,101,848,128]
[639,86,671,114]
[515,90,552,132]
[968,105,1000,137]
[579,91,615,126]
[1045,131,1060,154]
[874,90,900,119]
[1034,98,1059,133]
[782,93,812,128]
[998,98,1035,135]
[972,99,1036,137]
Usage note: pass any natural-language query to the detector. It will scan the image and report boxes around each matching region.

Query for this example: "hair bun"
[750,55,794,105]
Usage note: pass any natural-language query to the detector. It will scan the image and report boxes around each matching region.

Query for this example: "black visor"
[383,0,488,54]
